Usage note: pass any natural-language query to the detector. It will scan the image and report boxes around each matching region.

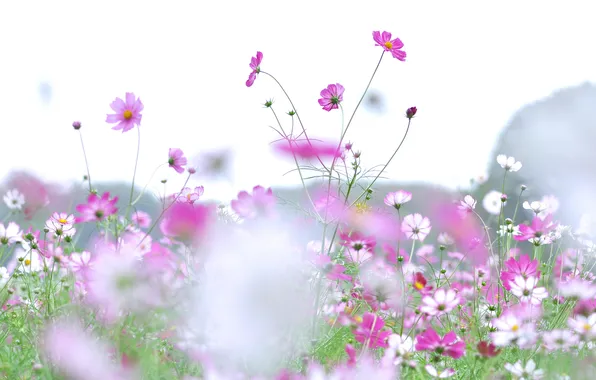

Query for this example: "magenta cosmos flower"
[273,139,341,160]
[373,31,406,61]
[75,192,118,223]
[318,83,344,111]
[246,51,263,87]
[106,92,144,133]
[415,328,466,359]
[160,202,214,244]
[168,148,187,174]
[353,312,391,349]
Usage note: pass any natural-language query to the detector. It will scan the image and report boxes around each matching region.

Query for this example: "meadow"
[0,30,594,379]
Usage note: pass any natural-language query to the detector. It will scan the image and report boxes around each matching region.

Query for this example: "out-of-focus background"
[1,1,595,216]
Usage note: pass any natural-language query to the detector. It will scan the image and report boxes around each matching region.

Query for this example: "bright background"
[1,0,595,201]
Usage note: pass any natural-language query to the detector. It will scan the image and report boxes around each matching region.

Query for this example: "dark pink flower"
[105,92,143,133]
[246,51,263,87]
[353,312,391,349]
[345,344,357,367]
[231,185,276,219]
[168,148,187,174]
[160,202,214,244]
[514,215,557,245]
[75,192,118,223]
[373,31,406,61]
[415,328,466,359]
[500,254,541,290]
[477,341,501,358]
[273,139,341,160]
[318,83,344,111]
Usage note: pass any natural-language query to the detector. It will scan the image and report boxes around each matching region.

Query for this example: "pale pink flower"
[318,83,344,111]
[339,230,376,264]
[177,186,204,204]
[420,288,460,316]
[3,189,25,210]
[372,31,406,61]
[457,195,476,218]
[45,212,76,238]
[42,320,130,380]
[384,190,412,210]
[167,148,187,174]
[558,278,596,300]
[568,313,596,338]
[496,154,522,172]
[542,329,579,351]
[425,365,456,378]
[401,213,431,241]
[69,251,93,276]
[509,276,548,305]
[246,51,263,87]
[105,92,143,133]
[75,192,118,223]
[0,222,22,245]
[131,210,151,228]
[491,312,537,348]
[504,359,544,380]
[231,185,276,219]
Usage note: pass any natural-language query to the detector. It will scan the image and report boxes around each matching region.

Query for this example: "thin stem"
[350,118,412,207]
[78,130,93,193]
[125,127,142,220]
[261,71,330,173]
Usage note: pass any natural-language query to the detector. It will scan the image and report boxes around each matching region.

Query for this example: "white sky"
[1,1,595,202]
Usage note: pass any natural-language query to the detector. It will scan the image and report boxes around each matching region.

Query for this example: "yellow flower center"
[58,218,68,224]
[354,316,363,323]
[384,41,393,49]
[355,202,370,214]
[24,259,31,266]
[123,110,133,120]
[511,324,519,332]
[187,194,192,201]
[414,281,424,290]
[583,323,591,332]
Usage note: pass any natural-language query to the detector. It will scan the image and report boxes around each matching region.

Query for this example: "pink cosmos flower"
[0,222,22,245]
[177,186,205,204]
[231,185,276,219]
[415,328,466,359]
[45,212,76,238]
[315,254,351,281]
[168,148,187,174]
[491,311,537,348]
[542,329,579,351]
[500,254,541,290]
[384,190,412,210]
[420,288,460,316]
[69,251,93,277]
[425,365,456,379]
[246,51,263,87]
[318,83,344,111]
[373,31,406,61]
[401,213,431,241]
[353,312,391,349]
[509,275,548,305]
[160,202,214,244]
[340,231,376,263]
[42,320,130,380]
[75,192,118,223]
[106,92,143,133]
[568,313,596,338]
[273,139,341,160]
[131,210,151,228]
[514,215,557,245]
